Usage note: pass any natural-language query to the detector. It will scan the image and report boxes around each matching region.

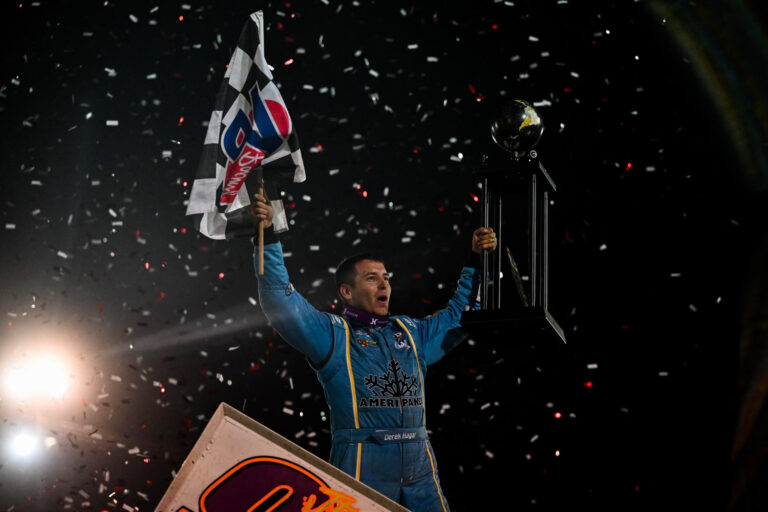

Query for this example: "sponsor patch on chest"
[392,331,410,350]
[353,329,377,348]
[358,359,422,409]
[355,337,377,347]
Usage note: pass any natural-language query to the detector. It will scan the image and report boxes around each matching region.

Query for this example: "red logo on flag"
[220,143,265,204]
[265,99,291,139]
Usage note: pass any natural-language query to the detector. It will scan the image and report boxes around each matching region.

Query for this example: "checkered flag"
[186,11,305,240]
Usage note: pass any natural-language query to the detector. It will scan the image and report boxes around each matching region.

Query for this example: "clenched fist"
[250,194,273,229]
[472,227,498,254]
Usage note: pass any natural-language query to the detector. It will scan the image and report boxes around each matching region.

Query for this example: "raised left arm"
[416,227,496,364]
[415,266,479,365]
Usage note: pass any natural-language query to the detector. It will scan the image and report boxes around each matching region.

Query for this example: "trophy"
[461,100,565,344]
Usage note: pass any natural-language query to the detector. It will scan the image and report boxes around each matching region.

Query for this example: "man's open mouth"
[376,295,388,304]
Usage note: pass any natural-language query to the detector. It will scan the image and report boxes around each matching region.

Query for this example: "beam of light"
[102,302,268,357]
[3,355,70,400]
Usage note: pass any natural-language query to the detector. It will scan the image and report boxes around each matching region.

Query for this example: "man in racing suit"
[251,194,497,511]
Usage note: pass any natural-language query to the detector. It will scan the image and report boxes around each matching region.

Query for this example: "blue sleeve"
[255,242,333,365]
[415,266,479,365]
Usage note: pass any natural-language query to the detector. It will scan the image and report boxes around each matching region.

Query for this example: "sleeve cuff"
[251,226,280,246]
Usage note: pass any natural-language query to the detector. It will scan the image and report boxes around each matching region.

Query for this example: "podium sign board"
[156,403,409,512]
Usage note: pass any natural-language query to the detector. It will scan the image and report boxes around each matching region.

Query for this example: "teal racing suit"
[255,240,479,511]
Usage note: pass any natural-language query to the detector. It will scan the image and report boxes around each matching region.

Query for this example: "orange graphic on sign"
[180,456,358,512]
[301,485,360,512]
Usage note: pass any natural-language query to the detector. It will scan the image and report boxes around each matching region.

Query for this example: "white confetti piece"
[106,120,119,126]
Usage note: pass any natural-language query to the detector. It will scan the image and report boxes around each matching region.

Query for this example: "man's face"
[340,259,391,316]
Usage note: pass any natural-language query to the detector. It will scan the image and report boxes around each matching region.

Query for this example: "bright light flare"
[11,432,39,457]
[3,355,70,400]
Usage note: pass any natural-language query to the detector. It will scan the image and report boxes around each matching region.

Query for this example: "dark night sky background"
[1,0,767,511]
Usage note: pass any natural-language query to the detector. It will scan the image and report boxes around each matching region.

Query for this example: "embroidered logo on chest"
[359,359,422,408]
[354,329,377,348]
[392,331,410,351]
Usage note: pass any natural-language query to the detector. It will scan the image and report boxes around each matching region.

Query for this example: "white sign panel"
[156,403,409,512]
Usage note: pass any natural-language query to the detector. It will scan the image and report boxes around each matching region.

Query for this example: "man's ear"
[339,284,352,301]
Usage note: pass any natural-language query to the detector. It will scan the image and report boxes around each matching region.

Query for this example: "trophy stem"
[481,176,490,309]
[494,194,503,307]
[542,189,550,310]
[529,172,538,307]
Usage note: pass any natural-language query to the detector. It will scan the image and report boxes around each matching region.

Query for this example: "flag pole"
[258,172,265,276]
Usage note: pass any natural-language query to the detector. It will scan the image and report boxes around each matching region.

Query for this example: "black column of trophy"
[461,100,566,344]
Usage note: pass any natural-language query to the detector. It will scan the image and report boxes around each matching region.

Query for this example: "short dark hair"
[335,253,385,300]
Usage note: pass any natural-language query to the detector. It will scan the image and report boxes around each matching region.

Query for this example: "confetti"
[0,2,747,509]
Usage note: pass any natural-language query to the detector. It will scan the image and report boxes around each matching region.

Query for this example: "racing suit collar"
[342,305,390,328]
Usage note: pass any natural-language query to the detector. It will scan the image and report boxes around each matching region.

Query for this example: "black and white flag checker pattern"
[186,11,305,240]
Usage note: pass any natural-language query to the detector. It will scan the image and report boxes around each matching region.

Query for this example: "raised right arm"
[255,240,333,365]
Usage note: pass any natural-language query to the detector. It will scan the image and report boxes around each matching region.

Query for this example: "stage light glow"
[3,355,70,400]
[11,432,39,457]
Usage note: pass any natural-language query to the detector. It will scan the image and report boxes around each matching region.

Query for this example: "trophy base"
[461,307,566,345]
